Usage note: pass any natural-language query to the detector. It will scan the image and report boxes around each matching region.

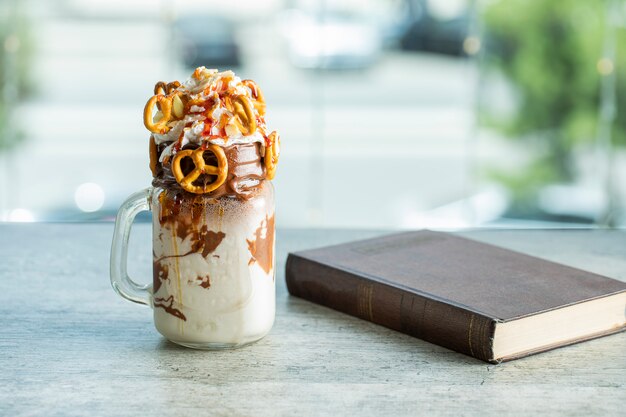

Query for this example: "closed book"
[285,230,626,363]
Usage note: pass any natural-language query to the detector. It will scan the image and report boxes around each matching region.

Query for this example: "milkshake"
[143,67,280,348]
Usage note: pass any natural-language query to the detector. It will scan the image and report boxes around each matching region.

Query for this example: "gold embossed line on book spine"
[356,283,374,321]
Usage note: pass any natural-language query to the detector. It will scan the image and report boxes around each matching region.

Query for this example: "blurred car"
[174,15,241,69]
[400,0,470,56]
[279,10,382,70]
[400,17,468,56]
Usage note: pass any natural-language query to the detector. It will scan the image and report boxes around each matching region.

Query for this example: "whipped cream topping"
[150,67,270,148]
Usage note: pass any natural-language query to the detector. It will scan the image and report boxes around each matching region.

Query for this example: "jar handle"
[110,187,153,306]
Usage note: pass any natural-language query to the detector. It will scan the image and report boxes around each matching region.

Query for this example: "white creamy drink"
[141,67,280,348]
[151,182,275,347]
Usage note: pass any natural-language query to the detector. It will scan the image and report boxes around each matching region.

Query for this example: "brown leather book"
[285,230,626,363]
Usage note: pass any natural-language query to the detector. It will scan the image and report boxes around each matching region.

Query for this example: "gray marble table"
[1,224,625,416]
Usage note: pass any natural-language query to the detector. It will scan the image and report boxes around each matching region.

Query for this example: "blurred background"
[0,0,624,229]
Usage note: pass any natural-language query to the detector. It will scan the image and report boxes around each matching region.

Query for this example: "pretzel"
[171,146,228,194]
[154,81,167,95]
[264,131,280,180]
[144,94,173,134]
[242,79,266,116]
[224,94,257,136]
[149,136,158,177]
[144,91,186,134]
[154,81,181,95]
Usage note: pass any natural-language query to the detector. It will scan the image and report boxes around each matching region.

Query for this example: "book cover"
[285,230,626,363]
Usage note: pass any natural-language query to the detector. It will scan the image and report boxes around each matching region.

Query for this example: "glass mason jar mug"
[110,180,275,349]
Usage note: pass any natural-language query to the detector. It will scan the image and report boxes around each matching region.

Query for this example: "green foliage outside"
[0,5,33,151]
[481,0,625,217]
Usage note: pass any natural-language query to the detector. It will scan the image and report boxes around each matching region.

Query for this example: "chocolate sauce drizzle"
[247,214,275,275]
[152,226,225,301]
[154,296,187,321]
